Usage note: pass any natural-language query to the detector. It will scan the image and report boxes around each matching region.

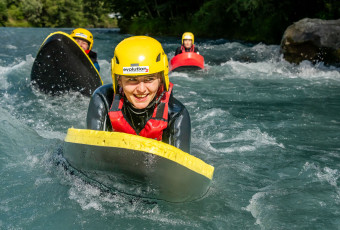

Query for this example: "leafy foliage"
[1,0,116,27]
[107,0,340,44]
[0,0,339,43]
[0,0,8,26]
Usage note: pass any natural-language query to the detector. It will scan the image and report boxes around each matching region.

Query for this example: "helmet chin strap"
[124,95,156,115]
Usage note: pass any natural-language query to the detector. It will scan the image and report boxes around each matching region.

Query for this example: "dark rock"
[280,18,340,66]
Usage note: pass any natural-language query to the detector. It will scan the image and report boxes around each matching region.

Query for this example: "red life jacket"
[108,83,173,141]
[181,44,195,53]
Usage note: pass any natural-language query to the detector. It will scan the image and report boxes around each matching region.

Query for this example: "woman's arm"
[86,84,113,131]
[163,96,191,153]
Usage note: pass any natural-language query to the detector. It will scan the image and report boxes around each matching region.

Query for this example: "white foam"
[294,61,340,81]
[317,167,339,187]
[301,162,340,203]
[234,128,284,148]
[224,59,284,79]
[0,58,28,75]
[210,128,284,154]
[97,59,111,84]
[221,55,340,83]
[63,173,198,227]
[201,41,246,50]
[68,178,103,211]
[26,154,40,168]
[0,55,35,91]
[169,71,189,78]
[244,191,266,226]
[0,75,10,90]
[218,145,257,153]
[183,101,197,107]
[6,45,17,50]
[302,162,340,187]
[35,129,66,141]
[34,177,53,186]
[197,108,226,121]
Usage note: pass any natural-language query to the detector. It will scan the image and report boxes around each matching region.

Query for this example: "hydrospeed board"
[63,128,214,202]
[31,31,103,96]
[170,52,204,71]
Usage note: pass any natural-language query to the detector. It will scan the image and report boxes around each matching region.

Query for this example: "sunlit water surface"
[1,28,340,229]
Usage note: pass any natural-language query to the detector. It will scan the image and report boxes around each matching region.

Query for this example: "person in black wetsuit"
[175,32,199,56]
[86,36,191,153]
[70,28,100,72]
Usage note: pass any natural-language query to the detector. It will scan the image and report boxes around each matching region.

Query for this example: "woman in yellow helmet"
[70,28,100,72]
[86,36,191,152]
[175,32,199,56]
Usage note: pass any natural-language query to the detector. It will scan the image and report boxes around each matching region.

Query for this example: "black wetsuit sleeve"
[86,84,113,131]
[88,50,97,62]
[175,47,182,56]
[88,50,100,72]
[162,96,191,153]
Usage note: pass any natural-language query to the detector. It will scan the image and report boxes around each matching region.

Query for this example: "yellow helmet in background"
[70,28,94,51]
[182,32,194,45]
[111,36,169,94]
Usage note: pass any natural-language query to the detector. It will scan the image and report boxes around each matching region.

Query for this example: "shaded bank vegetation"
[109,0,340,44]
[1,0,339,44]
[0,0,116,27]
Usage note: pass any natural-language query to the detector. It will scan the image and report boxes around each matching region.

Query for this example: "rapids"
[1,28,340,229]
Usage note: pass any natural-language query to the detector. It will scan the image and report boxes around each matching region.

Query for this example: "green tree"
[0,0,8,26]
[39,0,85,27]
[21,0,43,26]
[83,0,114,27]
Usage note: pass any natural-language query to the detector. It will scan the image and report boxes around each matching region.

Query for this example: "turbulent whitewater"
[1,28,340,229]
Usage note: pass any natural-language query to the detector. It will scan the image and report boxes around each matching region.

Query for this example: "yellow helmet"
[182,32,194,45]
[111,36,169,94]
[70,28,94,50]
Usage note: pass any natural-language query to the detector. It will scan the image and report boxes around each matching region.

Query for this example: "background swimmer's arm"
[86,84,113,131]
[88,50,100,72]
[175,47,182,56]
[93,62,100,72]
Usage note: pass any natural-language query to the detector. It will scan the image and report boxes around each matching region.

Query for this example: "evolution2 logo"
[123,66,149,74]
[75,33,88,39]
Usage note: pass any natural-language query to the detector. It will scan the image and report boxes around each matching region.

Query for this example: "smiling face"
[119,73,161,109]
[75,38,90,51]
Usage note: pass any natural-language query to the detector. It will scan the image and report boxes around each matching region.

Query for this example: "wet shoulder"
[88,50,97,59]
[93,83,112,96]
[168,94,188,119]
[92,83,114,105]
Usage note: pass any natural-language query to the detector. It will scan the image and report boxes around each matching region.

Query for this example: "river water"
[1,27,340,229]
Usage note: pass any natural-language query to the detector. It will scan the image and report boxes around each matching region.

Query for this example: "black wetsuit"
[88,50,100,72]
[175,46,199,56]
[86,84,191,153]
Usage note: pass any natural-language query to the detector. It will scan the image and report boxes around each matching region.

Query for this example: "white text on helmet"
[75,33,88,39]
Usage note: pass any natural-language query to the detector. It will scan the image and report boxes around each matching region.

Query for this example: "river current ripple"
[1,28,340,229]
